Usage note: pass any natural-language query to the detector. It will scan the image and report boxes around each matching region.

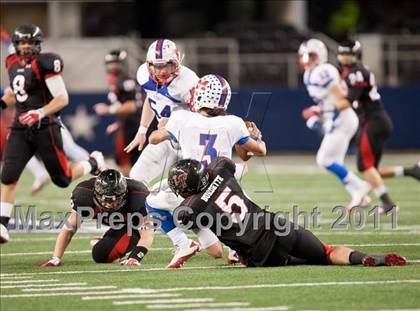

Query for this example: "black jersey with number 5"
[177,157,297,267]
[6,53,64,128]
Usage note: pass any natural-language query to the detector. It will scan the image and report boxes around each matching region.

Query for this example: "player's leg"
[60,123,90,162]
[378,163,420,181]
[91,226,140,263]
[35,123,103,188]
[1,128,35,243]
[316,129,370,209]
[288,227,406,266]
[130,140,180,188]
[26,155,51,195]
[146,180,199,268]
[357,118,398,214]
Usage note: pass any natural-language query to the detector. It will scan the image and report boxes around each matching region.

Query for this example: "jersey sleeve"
[37,53,64,79]
[126,179,149,217]
[345,67,372,103]
[314,64,340,89]
[230,116,250,145]
[70,180,95,217]
[117,77,137,102]
[165,110,188,142]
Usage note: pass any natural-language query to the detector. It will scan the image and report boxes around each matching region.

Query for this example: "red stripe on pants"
[360,127,375,170]
[107,233,131,262]
[48,125,72,178]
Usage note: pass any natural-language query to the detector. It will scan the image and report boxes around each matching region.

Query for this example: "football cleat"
[362,253,406,266]
[89,151,106,175]
[0,224,10,244]
[404,162,420,181]
[378,204,400,215]
[347,183,371,211]
[166,239,200,269]
[227,249,240,265]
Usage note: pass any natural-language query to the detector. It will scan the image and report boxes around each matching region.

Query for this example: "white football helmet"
[191,74,231,112]
[146,39,182,85]
[298,38,328,68]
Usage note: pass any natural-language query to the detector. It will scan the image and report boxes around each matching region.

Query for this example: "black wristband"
[0,99,7,110]
[128,246,148,262]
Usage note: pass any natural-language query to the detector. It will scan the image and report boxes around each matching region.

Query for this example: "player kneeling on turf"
[38,169,153,267]
[169,157,406,267]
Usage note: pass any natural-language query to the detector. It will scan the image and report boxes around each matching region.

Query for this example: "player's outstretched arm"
[148,128,171,145]
[124,96,154,152]
[38,210,80,267]
[121,220,155,266]
[236,122,267,158]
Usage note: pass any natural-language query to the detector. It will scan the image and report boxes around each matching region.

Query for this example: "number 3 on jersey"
[199,134,218,167]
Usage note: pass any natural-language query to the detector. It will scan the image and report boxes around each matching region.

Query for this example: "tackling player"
[169,157,406,268]
[298,38,370,210]
[147,74,267,267]
[0,24,105,243]
[337,40,420,213]
[123,39,201,267]
[38,169,153,266]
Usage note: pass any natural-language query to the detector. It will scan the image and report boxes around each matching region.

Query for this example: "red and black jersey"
[71,178,149,227]
[6,52,64,128]
[340,63,385,122]
[178,157,296,267]
[107,72,141,123]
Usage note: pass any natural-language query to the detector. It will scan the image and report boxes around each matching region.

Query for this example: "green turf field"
[1,155,419,311]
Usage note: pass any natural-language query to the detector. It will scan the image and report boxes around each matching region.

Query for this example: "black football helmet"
[105,49,127,64]
[93,169,128,212]
[12,24,43,59]
[168,159,209,198]
[337,39,362,64]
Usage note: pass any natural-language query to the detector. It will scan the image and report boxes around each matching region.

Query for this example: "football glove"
[306,115,320,131]
[37,256,61,267]
[120,246,148,266]
[19,109,46,127]
[302,105,320,120]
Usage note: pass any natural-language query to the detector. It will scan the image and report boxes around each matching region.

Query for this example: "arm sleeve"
[45,75,68,98]
[38,53,64,78]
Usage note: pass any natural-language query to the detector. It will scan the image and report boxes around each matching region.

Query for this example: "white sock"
[0,202,14,218]
[343,172,366,196]
[26,157,49,181]
[373,184,387,198]
[167,227,189,247]
[394,166,404,177]
[80,160,93,176]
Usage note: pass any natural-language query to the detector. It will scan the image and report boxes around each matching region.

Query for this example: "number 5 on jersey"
[215,186,248,223]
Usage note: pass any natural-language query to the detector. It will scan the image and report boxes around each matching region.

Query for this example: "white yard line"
[22,285,116,292]
[188,307,288,311]
[0,279,60,284]
[0,289,162,298]
[113,298,214,306]
[146,302,250,309]
[0,276,33,280]
[82,293,181,300]
[1,282,87,289]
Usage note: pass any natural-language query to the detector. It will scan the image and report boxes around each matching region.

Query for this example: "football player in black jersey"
[38,169,153,266]
[169,157,406,267]
[94,50,157,176]
[0,24,105,244]
[338,40,420,214]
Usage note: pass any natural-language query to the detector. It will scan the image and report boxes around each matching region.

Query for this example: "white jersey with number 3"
[136,63,199,120]
[165,110,250,166]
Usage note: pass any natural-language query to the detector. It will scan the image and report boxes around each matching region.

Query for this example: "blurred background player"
[0,24,105,243]
[38,169,153,267]
[298,38,370,211]
[148,74,267,267]
[124,39,200,267]
[337,40,420,214]
[94,49,153,176]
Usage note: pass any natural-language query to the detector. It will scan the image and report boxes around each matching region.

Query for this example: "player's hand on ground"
[124,132,146,152]
[245,121,261,139]
[19,109,45,127]
[93,103,109,115]
[37,257,61,267]
[106,121,120,135]
[120,258,141,266]
[302,105,320,120]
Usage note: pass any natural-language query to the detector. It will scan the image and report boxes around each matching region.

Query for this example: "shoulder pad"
[136,63,151,86]
[37,53,64,77]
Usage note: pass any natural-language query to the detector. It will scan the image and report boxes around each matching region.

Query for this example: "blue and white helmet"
[146,39,182,84]
[298,38,328,66]
[191,74,231,112]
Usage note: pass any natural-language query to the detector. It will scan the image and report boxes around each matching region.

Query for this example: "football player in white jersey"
[147,74,267,267]
[298,39,370,210]
[124,39,200,267]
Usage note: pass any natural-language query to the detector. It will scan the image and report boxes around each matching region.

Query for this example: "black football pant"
[357,111,393,172]
[1,123,72,187]
[91,226,140,263]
